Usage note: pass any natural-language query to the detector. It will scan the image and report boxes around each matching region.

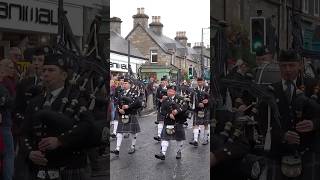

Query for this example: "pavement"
[110,111,210,180]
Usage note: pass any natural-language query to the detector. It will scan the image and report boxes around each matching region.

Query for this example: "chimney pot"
[141,7,145,14]
[137,8,140,14]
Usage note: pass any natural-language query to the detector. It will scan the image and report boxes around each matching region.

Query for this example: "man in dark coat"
[189,77,210,146]
[110,78,142,156]
[154,77,168,142]
[155,84,188,160]
[20,54,94,180]
[110,76,125,138]
[258,50,320,180]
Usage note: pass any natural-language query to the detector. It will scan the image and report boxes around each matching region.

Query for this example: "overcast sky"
[110,0,210,47]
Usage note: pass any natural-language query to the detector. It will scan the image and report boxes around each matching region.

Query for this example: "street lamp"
[201,27,210,78]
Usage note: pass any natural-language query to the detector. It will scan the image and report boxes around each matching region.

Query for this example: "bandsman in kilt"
[20,54,94,180]
[258,50,320,180]
[110,78,143,156]
[110,76,125,138]
[154,77,168,142]
[189,77,210,147]
[155,84,188,160]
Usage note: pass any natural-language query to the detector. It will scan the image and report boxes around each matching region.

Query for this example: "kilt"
[116,114,140,134]
[193,110,209,126]
[265,152,320,180]
[29,167,86,180]
[160,124,185,141]
[156,111,165,122]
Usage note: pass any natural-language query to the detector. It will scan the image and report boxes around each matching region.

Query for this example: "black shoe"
[155,121,159,124]
[176,151,182,159]
[189,141,198,147]
[154,136,161,141]
[111,133,116,138]
[110,149,119,155]
[155,153,165,160]
[183,122,188,127]
[202,140,209,145]
[128,147,135,154]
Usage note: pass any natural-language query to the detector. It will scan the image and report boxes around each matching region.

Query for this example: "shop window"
[150,50,158,63]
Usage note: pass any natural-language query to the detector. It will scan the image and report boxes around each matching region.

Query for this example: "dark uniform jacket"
[193,86,210,111]
[117,88,142,115]
[20,88,94,169]
[258,78,320,158]
[160,95,188,125]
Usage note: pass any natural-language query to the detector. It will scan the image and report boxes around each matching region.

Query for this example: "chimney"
[149,16,163,36]
[110,17,122,34]
[174,31,188,47]
[193,42,204,53]
[133,7,149,29]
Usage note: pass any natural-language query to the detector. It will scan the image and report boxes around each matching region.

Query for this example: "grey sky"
[110,0,210,47]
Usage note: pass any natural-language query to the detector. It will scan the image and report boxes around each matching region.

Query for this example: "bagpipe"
[118,96,134,115]
[31,0,109,148]
[165,98,187,124]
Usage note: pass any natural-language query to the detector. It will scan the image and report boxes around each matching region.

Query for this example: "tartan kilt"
[265,152,320,180]
[160,124,185,141]
[116,115,140,134]
[193,110,209,126]
[156,111,165,122]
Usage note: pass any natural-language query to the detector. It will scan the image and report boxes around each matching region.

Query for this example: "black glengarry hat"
[44,54,68,72]
[278,50,300,62]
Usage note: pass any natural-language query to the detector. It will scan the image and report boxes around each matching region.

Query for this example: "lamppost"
[201,27,210,78]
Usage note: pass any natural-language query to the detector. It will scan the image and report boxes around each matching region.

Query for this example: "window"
[315,0,319,16]
[302,0,309,13]
[150,50,158,63]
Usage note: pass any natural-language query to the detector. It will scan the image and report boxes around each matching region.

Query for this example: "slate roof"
[126,24,204,62]
[110,31,147,59]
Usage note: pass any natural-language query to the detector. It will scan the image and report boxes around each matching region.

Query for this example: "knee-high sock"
[161,140,169,155]
[204,129,209,141]
[157,123,164,137]
[116,133,123,151]
[176,141,183,152]
[113,120,118,134]
[193,128,199,142]
[131,133,137,148]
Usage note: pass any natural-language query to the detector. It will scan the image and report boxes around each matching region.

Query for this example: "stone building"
[211,0,320,58]
[110,17,147,77]
[125,8,204,81]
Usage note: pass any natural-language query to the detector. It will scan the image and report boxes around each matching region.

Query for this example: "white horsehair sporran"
[166,125,175,135]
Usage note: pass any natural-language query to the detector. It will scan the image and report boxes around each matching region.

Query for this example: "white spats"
[157,123,164,137]
[161,140,169,155]
[116,133,123,151]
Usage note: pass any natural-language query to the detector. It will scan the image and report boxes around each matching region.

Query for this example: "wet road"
[110,111,210,180]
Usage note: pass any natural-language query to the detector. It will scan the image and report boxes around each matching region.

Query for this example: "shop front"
[0,0,83,58]
[110,52,147,78]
